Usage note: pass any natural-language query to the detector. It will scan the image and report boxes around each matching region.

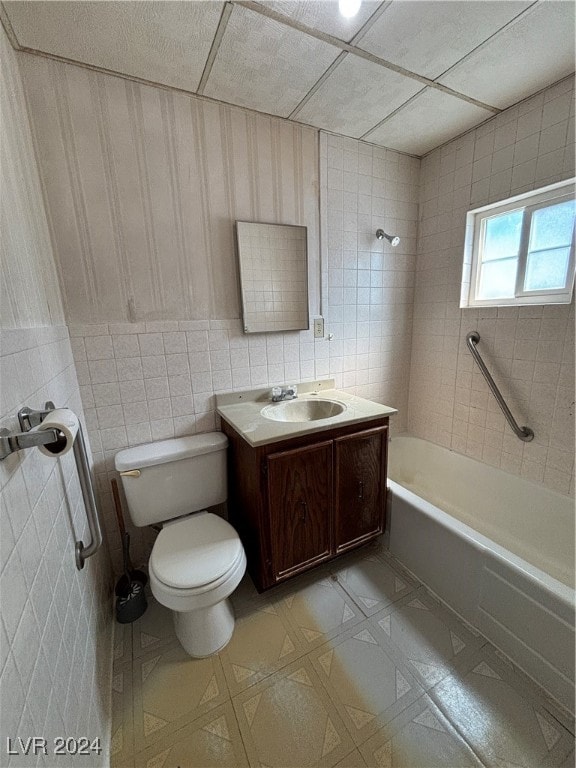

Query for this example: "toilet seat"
[149,540,247,614]
[150,511,244,592]
[150,546,245,597]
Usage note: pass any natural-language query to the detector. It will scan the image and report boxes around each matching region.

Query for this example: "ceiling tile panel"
[294,54,423,138]
[204,5,341,117]
[439,0,576,109]
[264,0,383,42]
[364,88,494,155]
[5,1,224,93]
[357,0,532,79]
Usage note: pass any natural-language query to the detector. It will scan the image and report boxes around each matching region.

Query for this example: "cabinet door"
[267,440,333,580]
[334,426,387,553]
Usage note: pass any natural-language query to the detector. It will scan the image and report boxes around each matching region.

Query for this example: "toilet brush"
[111,478,148,623]
[111,478,148,595]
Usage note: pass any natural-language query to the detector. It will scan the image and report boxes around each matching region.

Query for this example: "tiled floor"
[111,543,575,768]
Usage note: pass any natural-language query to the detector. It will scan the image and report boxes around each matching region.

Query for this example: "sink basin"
[261,398,347,423]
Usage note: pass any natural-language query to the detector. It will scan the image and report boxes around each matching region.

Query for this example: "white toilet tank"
[115,433,228,527]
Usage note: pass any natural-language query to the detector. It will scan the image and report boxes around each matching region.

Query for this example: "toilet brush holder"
[115,580,147,624]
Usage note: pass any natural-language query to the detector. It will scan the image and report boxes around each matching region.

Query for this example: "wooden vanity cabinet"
[222,417,388,592]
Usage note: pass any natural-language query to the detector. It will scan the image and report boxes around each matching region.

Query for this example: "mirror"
[236,221,309,333]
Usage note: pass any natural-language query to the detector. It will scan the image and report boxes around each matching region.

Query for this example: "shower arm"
[466,332,534,442]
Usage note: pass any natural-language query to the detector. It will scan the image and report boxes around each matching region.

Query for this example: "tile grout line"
[227,693,251,766]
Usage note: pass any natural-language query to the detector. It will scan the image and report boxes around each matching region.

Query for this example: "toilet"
[115,432,246,657]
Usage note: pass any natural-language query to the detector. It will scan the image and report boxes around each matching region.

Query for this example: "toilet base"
[173,598,235,657]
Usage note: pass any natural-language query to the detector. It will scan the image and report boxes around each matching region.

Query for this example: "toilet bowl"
[115,433,246,657]
[148,512,247,656]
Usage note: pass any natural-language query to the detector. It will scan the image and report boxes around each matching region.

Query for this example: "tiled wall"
[0,329,113,766]
[320,133,419,424]
[409,76,575,496]
[0,27,112,766]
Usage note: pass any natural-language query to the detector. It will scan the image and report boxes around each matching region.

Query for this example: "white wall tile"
[141,356,167,379]
[138,333,165,357]
[92,382,121,407]
[85,335,114,360]
[144,377,170,401]
[162,331,186,355]
[112,334,141,358]
[117,357,144,381]
[169,374,192,397]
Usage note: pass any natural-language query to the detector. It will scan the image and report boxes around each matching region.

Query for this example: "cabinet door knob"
[300,500,307,522]
[358,481,364,501]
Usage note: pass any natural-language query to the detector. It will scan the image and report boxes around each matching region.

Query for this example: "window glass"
[528,200,575,251]
[478,258,517,299]
[524,247,571,291]
[483,209,523,261]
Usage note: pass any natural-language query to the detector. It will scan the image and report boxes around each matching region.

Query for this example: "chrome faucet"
[271,385,298,402]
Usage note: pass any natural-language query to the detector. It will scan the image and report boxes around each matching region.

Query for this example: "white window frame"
[461,178,576,308]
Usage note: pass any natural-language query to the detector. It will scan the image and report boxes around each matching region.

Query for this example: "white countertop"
[216,379,397,447]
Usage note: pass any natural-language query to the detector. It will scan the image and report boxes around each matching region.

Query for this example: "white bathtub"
[387,435,575,714]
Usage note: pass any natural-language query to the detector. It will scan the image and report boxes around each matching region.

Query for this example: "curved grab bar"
[17,402,103,569]
[73,421,103,569]
[466,332,534,443]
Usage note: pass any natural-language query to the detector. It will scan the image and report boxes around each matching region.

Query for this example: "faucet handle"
[286,384,298,398]
[271,386,282,401]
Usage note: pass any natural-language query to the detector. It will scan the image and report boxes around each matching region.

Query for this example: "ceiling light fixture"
[338,0,361,18]
[376,229,400,246]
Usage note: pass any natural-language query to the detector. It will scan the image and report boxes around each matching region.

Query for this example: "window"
[461,179,576,307]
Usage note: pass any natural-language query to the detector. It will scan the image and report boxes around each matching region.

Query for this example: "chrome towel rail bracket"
[466,332,534,442]
[18,403,55,431]
[0,427,62,460]
[0,401,63,460]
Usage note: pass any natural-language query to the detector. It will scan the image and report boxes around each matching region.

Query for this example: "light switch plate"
[313,317,324,338]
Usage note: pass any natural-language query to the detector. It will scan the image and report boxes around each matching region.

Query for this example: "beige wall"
[0,27,112,765]
[409,77,575,496]
[0,39,64,328]
[19,53,320,325]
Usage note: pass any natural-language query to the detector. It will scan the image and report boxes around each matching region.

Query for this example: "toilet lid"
[151,513,244,590]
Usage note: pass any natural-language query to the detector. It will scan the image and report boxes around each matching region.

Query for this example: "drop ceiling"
[2,0,574,156]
